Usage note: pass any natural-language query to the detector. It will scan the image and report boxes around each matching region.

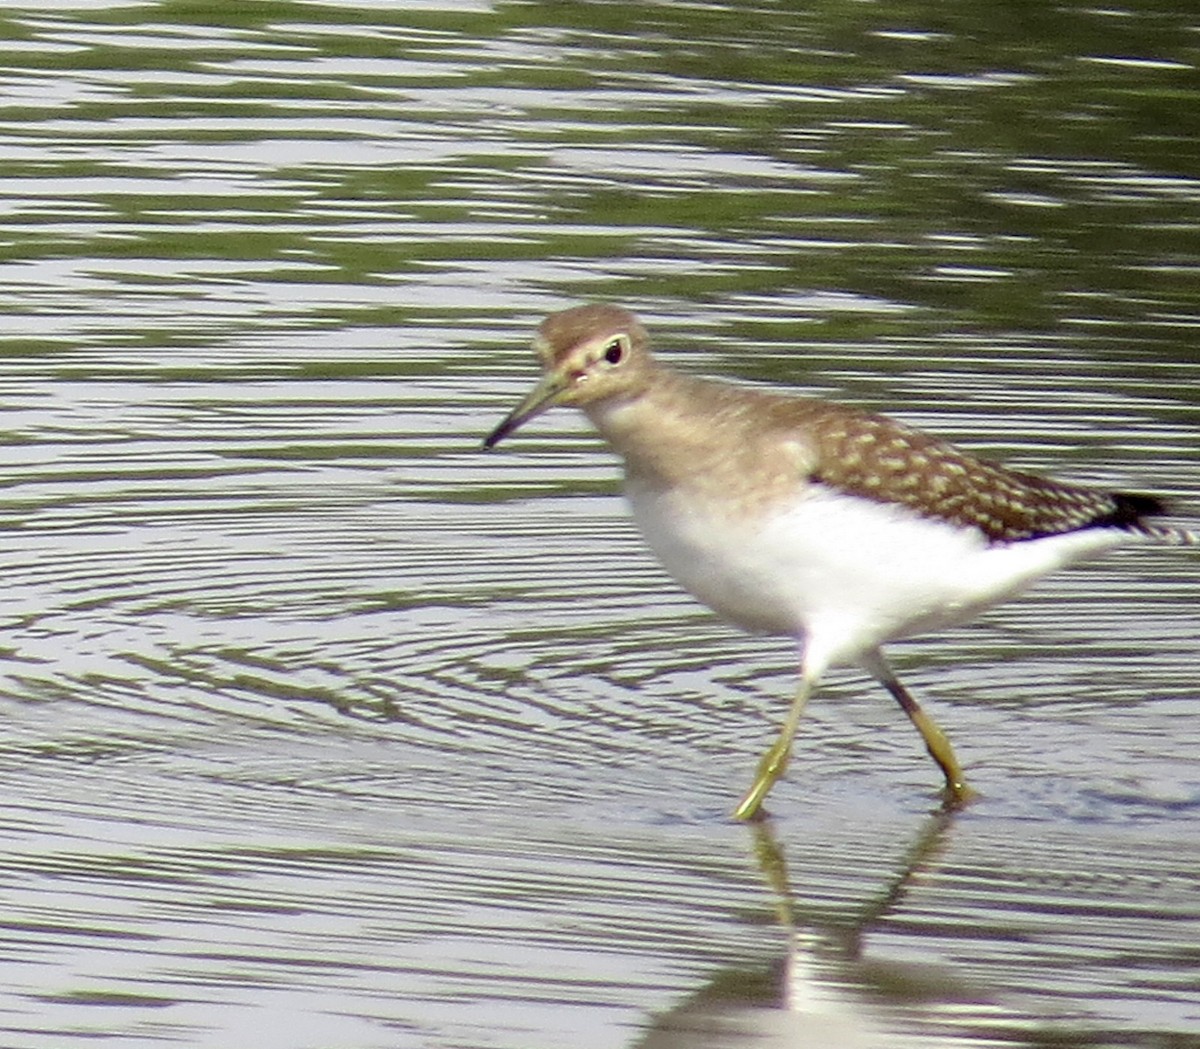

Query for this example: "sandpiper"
[483,304,1194,819]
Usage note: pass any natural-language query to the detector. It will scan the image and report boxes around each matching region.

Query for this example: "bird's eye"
[603,338,624,365]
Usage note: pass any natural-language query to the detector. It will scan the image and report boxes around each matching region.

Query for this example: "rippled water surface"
[0,2,1197,1047]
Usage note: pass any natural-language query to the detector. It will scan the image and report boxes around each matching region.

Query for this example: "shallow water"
[0,2,1197,1047]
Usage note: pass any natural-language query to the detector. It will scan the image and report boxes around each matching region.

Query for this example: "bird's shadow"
[635,807,1082,1048]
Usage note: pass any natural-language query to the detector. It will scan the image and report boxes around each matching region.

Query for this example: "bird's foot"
[940,779,980,811]
[733,742,791,821]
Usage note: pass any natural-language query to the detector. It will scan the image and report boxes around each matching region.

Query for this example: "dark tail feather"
[1100,492,1197,545]
[1094,492,1166,528]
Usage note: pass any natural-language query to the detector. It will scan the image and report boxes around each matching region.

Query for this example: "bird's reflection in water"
[638,812,1054,1049]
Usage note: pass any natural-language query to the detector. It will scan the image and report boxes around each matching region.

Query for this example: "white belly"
[628,482,1126,670]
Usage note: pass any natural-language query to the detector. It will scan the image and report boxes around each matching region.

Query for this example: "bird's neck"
[582,368,805,510]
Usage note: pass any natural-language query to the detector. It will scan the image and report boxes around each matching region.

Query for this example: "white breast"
[627,481,1128,671]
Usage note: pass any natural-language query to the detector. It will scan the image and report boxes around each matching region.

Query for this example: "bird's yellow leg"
[879,670,978,807]
[733,673,814,821]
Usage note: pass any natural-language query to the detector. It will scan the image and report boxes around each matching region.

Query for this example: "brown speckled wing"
[803,407,1164,543]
